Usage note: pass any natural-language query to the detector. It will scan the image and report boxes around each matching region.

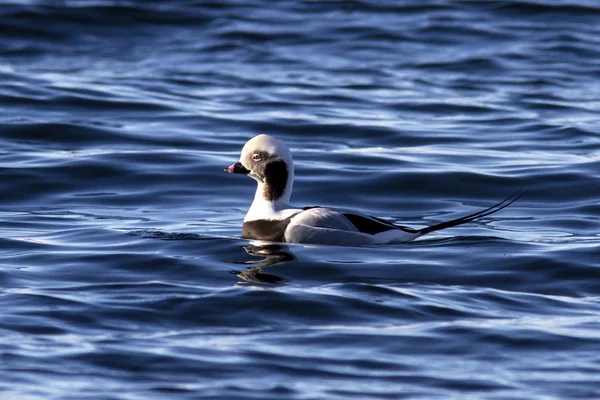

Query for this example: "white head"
[225,134,294,205]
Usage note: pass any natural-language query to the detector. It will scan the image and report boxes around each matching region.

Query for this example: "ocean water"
[1,0,600,399]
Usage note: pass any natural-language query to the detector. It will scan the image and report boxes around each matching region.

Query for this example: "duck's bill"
[225,162,250,175]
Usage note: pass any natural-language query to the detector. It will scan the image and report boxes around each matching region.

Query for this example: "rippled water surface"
[1,1,600,399]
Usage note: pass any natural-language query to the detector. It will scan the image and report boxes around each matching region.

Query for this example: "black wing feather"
[309,189,525,238]
[343,213,408,234]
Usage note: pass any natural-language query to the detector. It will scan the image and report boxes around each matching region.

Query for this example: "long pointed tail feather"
[417,189,526,236]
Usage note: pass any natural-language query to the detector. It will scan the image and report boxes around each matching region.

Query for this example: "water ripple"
[1,0,599,399]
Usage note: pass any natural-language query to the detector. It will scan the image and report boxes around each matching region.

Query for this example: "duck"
[225,134,524,246]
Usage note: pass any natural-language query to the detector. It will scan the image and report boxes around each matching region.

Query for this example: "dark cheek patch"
[263,159,288,201]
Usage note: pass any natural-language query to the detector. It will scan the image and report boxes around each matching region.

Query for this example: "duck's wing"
[285,207,379,245]
[330,210,421,243]
[299,206,416,233]
[285,206,419,245]
[286,189,525,245]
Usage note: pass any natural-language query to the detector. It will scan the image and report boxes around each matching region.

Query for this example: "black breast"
[242,216,296,242]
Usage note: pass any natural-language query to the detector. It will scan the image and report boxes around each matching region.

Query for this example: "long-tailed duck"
[225,134,524,245]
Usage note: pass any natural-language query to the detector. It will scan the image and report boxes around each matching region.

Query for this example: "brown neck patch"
[263,159,288,201]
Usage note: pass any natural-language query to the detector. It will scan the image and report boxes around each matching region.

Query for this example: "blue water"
[1,0,600,398]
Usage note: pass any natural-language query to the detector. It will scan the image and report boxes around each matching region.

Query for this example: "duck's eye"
[252,153,262,161]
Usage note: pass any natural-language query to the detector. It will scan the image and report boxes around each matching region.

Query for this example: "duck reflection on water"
[230,243,294,284]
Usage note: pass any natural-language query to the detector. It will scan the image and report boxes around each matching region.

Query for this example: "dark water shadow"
[128,229,295,284]
[228,244,294,284]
